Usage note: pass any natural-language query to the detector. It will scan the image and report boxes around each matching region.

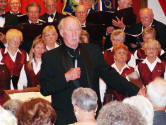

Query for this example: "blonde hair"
[143,39,161,50]
[29,38,46,62]
[111,29,125,42]
[113,43,129,56]
[6,28,23,41]
[8,0,20,3]
[42,25,57,36]
[142,27,156,38]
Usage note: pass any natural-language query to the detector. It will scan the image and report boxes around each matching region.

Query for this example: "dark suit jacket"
[40,43,139,125]
[125,19,166,51]
[39,12,66,25]
[4,12,19,26]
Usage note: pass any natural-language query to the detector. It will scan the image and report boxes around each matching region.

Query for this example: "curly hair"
[17,98,57,125]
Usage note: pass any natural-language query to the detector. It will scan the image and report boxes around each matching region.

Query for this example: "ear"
[59,29,64,38]
[73,104,79,112]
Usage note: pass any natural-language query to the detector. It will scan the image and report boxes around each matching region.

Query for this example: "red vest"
[104,66,134,103]
[138,61,166,85]
[1,49,27,77]
[24,61,40,87]
[104,50,132,66]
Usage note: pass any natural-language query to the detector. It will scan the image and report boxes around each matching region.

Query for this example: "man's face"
[45,0,56,15]
[140,10,154,28]
[75,6,87,24]
[60,18,81,49]
[80,0,92,10]
[118,0,132,10]
[0,0,7,11]
[27,6,40,23]
[9,0,21,13]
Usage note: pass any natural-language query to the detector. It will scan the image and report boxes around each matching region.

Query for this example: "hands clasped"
[65,67,81,82]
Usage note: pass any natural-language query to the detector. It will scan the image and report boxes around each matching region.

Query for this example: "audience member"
[104,29,136,68]
[40,0,65,23]
[7,0,21,15]
[18,39,46,89]
[0,105,17,125]
[71,87,97,125]
[3,99,23,116]
[42,25,59,50]
[40,16,139,125]
[146,77,166,125]
[0,29,28,89]
[17,98,57,125]
[97,101,146,125]
[123,95,154,125]
[137,39,166,86]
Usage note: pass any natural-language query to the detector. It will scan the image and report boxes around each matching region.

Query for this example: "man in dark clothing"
[40,16,139,125]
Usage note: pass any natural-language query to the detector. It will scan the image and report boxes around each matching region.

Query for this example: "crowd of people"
[0,0,166,125]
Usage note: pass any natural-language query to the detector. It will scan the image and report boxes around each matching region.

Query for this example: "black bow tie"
[49,14,54,18]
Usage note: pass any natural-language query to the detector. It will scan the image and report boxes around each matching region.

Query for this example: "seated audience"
[0,105,17,125]
[97,101,146,125]
[18,39,46,89]
[137,39,166,85]
[80,30,89,43]
[17,98,57,125]
[104,29,136,68]
[104,43,137,102]
[71,87,97,125]
[123,95,154,125]
[3,99,23,116]
[146,77,166,125]
[42,25,59,51]
[134,27,164,62]
[0,29,28,90]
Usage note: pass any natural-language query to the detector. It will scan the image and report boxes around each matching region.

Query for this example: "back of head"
[0,106,17,125]
[72,87,98,112]
[97,101,146,125]
[3,99,23,116]
[147,77,166,107]
[123,95,154,125]
[17,98,57,125]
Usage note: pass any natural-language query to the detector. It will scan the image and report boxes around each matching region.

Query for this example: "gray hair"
[0,106,17,125]
[58,16,81,32]
[97,101,146,125]
[123,95,154,125]
[72,87,98,112]
[147,77,166,107]
[3,99,23,116]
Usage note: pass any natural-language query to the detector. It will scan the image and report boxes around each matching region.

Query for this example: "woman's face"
[111,35,124,47]
[33,43,46,58]
[145,43,159,59]
[143,33,155,42]
[114,48,128,63]
[7,35,21,49]
[43,30,58,45]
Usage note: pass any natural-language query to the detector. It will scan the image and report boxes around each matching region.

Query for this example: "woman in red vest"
[18,39,46,89]
[137,39,166,86]
[103,43,136,103]
[17,39,46,90]
[0,29,28,90]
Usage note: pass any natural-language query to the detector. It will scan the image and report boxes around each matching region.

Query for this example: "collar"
[4,48,22,54]
[112,63,130,74]
[142,57,161,64]
[107,47,113,51]
[32,58,41,65]
[28,19,40,24]
[10,11,20,15]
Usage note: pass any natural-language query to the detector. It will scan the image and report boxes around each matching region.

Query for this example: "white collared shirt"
[0,12,5,27]
[48,12,56,23]
[17,59,41,90]
[111,63,130,75]
[142,57,161,72]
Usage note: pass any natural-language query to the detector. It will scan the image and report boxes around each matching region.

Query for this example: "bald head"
[75,5,88,24]
[118,0,132,10]
[140,8,154,27]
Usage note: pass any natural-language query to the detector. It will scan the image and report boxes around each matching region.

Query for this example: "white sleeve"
[17,65,28,90]
[128,54,136,68]
[99,78,107,103]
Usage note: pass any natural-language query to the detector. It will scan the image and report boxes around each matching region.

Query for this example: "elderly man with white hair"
[146,77,166,125]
